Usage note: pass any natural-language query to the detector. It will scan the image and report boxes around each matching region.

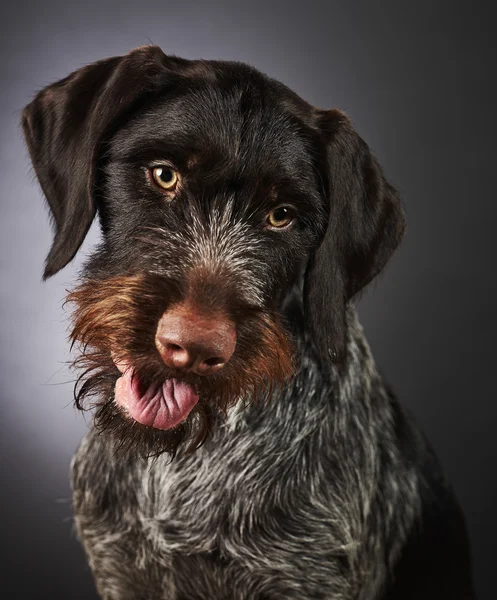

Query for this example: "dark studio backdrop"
[1,0,496,598]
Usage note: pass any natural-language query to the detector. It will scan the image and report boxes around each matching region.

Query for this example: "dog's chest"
[72,369,386,599]
[140,429,334,557]
[132,420,363,597]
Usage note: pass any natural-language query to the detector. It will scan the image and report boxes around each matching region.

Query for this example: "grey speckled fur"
[71,307,422,600]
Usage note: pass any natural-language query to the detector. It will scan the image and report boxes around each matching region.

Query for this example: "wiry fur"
[72,309,423,600]
[22,46,475,599]
[68,273,293,458]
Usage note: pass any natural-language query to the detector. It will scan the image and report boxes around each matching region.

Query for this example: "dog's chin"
[74,315,295,459]
[93,393,215,460]
[90,362,238,459]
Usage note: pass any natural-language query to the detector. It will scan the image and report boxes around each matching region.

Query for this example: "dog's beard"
[67,274,295,459]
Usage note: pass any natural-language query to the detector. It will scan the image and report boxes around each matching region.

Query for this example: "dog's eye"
[266,206,296,229]
[151,166,179,191]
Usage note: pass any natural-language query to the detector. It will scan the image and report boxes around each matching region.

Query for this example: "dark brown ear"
[304,109,407,363]
[22,45,174,279]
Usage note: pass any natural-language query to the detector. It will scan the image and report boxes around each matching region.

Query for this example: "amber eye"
[267,206,296,229]
[151,165,179,191]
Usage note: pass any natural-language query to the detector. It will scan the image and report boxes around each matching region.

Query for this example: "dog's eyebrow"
[108,142,195,170]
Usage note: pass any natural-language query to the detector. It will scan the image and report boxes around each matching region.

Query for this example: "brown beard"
[67,273,295,458]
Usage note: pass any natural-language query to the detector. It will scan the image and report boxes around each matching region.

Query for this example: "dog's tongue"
[114,363,199,430]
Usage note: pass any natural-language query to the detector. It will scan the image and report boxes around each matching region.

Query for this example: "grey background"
[1,0,496,598]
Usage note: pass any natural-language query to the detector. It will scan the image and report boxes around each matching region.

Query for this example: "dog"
[22,45,475,599]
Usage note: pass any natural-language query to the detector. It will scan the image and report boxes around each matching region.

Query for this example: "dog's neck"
[222,304,382,435]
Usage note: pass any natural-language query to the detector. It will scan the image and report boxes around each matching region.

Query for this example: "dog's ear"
[22,45,174,279]
[304,109,406,363]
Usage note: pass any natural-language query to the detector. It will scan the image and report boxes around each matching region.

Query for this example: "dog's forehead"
[110,70,318,177]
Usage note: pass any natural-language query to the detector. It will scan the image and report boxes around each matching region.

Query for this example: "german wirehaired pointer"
[22,46,475,599]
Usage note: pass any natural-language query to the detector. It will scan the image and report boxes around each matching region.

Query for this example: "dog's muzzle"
[113,302,236,431]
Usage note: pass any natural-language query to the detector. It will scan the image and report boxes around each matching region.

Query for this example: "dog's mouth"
[114,360,200,430]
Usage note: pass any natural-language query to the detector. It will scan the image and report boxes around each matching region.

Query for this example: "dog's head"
[22,46,405,456]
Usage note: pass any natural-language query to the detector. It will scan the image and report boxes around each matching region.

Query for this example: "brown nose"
[155,305,236,375]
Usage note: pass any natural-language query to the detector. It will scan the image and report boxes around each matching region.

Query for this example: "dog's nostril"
[167,343,183,352]
[158,340,192,369]
[203,356,225,367]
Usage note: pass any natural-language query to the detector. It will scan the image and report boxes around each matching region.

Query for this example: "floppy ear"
[22,45,173,279]
[304,109,406,363]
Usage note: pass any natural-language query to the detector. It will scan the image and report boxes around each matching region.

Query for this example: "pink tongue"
[114,364,199,430]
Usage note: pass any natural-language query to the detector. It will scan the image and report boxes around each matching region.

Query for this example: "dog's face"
[22,46,406,457]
